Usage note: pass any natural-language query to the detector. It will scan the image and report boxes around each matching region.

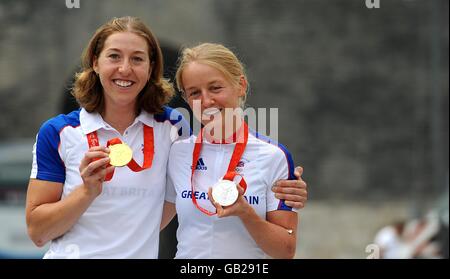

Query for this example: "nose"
[118,59,131,75]
[201,91,215,107]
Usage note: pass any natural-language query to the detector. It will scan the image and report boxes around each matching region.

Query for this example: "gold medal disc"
[109,143,133,167]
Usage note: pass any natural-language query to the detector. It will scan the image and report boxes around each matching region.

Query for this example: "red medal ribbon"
[86,124,154,181]
[191,121,249,216]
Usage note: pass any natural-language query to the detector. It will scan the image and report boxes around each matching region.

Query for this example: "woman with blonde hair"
[163,43,300,258]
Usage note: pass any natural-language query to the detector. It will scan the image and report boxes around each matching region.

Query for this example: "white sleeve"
[165,171,177,204]
[165,147,177,204]
[30,140,38,179]
[266,147,297,212]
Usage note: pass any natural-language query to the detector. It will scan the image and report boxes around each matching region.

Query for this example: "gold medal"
[109,143,133,167]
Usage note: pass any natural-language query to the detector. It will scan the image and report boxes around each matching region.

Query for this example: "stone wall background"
[0,0,448,258]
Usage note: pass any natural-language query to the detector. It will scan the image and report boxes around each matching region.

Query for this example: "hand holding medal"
[86,124,155,181]
[79,146,115,197]
[208,182,250,218]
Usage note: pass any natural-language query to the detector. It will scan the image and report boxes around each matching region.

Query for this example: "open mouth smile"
[113,79,135,88]
[202,107,222,116]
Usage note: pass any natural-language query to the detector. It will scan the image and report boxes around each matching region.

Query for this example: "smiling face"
[182,61,246,127]
[93,31,151,111]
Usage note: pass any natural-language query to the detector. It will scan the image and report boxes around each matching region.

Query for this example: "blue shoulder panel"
[35,110,80,183]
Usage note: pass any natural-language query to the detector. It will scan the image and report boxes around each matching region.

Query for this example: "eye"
[188,90,200,98]
[210,85,223,92]
[108,53,120,60]
[132,56,144,62]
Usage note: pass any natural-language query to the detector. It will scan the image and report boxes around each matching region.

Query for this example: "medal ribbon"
[191,121,249,216]
[86,124,154,181]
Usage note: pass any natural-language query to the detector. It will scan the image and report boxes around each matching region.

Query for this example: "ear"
[93,56,99,74]
[238,75,247,97]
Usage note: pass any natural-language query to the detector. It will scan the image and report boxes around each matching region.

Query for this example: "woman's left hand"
[208,186,251,218]
[272,166,308,209]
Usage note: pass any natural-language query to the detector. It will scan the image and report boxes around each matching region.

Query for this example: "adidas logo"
[194,158,207,171]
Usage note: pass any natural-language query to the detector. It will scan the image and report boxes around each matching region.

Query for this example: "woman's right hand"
[79,146,115,197]
[208,185,252,218]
